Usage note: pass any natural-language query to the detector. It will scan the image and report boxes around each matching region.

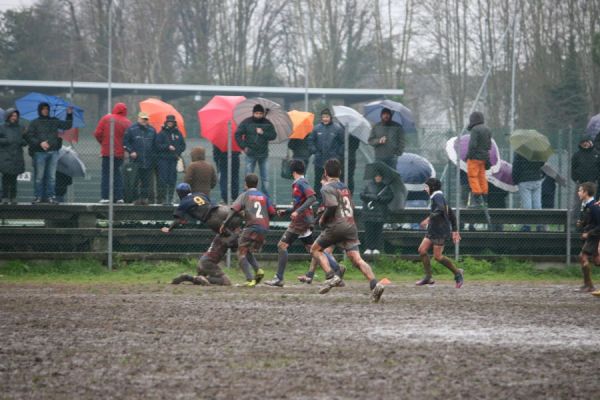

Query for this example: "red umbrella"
[198,95,246,152]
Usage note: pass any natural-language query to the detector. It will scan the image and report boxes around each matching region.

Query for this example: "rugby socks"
[439,256,459,275]
[325,252,340,274]
[369,279,378,290]
[239,256,254,281]
[276,248,288,281]
[582,263,593,288]
[246,252,259,271]
[420,253,433,279]
[305,271,315,279]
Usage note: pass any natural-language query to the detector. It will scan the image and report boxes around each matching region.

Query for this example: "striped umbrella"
[233,98,292,143]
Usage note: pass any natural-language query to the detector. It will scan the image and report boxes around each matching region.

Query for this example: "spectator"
[184,146,217,198]
[234,104,276,197]
[465,111,492,207]
[123,112,157,205]
[570,138,600,223]
[343,134,361,193]
[367,107,405,169]
[25,102,73,204]
[308,108,344,198]
[212,144,240,203]
[93,102,131,204]
[541,174,557,209]
[360,173,393,255]
[54,171,72,203]
[287,137,311,170]
[0,108,26,204]
[155,115,186,205]
[512,152,545,231]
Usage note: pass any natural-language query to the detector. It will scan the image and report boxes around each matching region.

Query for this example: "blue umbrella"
[0,108,5,121]
[586,113,600,139]
[396,152,436,191]
[363,99,416,133]
[15,92,85,128]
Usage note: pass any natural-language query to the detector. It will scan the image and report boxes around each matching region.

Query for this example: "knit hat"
[252,104,265,113]
[320,108,332,116]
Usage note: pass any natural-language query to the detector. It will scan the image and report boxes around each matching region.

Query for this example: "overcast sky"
[0,0,35,11]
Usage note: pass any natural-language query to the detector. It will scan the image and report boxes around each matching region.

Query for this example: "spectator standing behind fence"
[184,146,216,198]
[25,102,73,204]
[155,115,186,205]
[512,152,545,231]
[235,104,276,197]
[94,102,131,204]
[123,112,156,205]
[571,138,599,221]
[212,144,240,203]
[360,173,393,255]
[368,107,405,169]
[0,109,26,204]
[288,137,311,170]
[343,134,361,193]
[308,109,344,199]
[465,111,491,207]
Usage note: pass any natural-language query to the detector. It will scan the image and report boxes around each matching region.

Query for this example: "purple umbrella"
[487,160,517,192]
[445,135,501,174]
[586,114,600,139]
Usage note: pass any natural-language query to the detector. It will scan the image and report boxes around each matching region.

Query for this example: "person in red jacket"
[94,103,132,203]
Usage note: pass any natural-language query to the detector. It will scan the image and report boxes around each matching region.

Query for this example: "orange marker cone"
[379,278,391,286]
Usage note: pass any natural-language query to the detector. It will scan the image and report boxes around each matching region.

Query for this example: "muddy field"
[1,281,599,399]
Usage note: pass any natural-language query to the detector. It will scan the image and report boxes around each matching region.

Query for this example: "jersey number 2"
[254,201,263,218]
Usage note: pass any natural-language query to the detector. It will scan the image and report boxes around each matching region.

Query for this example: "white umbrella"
[233,97,292,143]
[332,105,370,144]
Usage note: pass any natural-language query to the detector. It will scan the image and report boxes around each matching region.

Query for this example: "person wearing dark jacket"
[416,178,464,288]
[0,109,26,204]
[368,107,405,169]
[234,104,277,196]
[25,102,73,203]
[213,144,240,203]
[287,138,311,169]
[571,138,599,185]
[308,108,344,198]
[184,146,217,198]
[123,112,157,205]
[466,111,492,207]
[94,102,131,203]
[360,173,393,255]
[342,134,361,193]
[155,115,186,204]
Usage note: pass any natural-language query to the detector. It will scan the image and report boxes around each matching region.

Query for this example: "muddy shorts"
[238,229,266,252]
[316,224,360,251]
[425,234,448,246]
[280,228,315,247]
[581,237,600,256]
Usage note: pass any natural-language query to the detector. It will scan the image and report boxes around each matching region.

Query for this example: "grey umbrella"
[57,146,86,178]
[233,97,293,143]
[332,105,371,143]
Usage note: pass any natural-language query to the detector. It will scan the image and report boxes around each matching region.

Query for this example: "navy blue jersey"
[174,192,214,222]
[427,191,457,238]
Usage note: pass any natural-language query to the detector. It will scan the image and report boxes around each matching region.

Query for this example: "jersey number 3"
[341,196,353,218]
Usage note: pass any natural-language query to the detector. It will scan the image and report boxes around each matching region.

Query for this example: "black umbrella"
[364,161,407,211]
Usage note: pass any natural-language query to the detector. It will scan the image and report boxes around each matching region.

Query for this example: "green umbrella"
[510,129,554,162]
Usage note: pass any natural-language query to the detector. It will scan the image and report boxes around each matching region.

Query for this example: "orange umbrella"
[288,110,314,139]
[139,98,187,137]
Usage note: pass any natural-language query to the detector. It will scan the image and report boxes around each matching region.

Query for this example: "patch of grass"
[0,256,584,285]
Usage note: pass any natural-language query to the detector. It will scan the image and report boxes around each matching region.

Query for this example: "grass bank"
[0,257,584,285]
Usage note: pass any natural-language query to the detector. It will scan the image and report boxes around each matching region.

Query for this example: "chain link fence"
[0,115,587,263]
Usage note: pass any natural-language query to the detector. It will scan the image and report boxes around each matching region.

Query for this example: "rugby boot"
[319,275,343,294]
[370,282,385,303]
[171,274,194,285]
[415,276,435,286]
[264,277,284,287]
[254,268,265,284]
[454,269,465,289]
[297,274,313,284]
[242,279,257,288]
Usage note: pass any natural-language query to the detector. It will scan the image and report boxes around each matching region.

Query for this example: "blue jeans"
[33,151,59,199]
[518,180,543,209]
[101,157,124,201]
[245,156,269,196]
